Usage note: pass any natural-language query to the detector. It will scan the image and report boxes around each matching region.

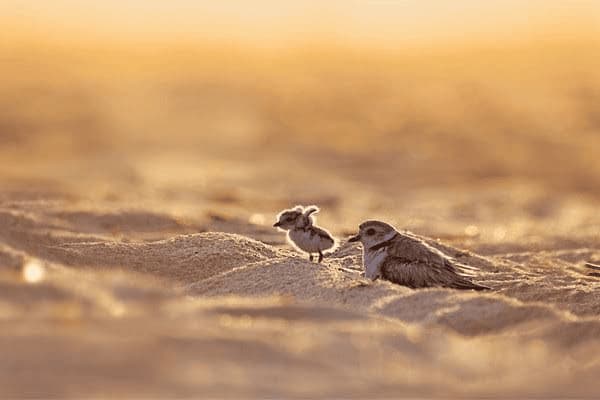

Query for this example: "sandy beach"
[2,2,600,397]
[2,194,600,397]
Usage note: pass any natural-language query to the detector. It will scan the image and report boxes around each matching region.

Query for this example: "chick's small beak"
[273,221,281,227]
[348,234,361,243]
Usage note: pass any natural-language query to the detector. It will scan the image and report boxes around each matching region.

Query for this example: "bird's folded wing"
[382,258,463,288]
[383,257,488,290]
[449,260,480,276]
[309,226,333,240]
[393,233,480,275]
[391,234,448,266]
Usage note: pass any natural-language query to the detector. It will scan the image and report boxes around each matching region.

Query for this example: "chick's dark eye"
[366,228,376,236]
[286,216,294,221]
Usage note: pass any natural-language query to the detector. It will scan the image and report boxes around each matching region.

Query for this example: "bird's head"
[273,206,304,230]
[348,220,398,249]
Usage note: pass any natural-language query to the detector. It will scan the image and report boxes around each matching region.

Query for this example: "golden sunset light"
[1,1,600,398]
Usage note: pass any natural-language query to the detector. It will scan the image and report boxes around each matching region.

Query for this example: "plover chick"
[348,220,489,290]
[273,205,336,263]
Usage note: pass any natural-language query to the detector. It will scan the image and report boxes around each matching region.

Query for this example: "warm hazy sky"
[2,0,599,46]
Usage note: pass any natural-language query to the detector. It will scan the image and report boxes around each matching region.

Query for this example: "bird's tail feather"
[324,236,340,255]
[448,260,480,277]
[454,261,480,271]
[585,262,600,271]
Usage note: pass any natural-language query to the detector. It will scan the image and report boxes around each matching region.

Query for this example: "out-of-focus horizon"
[1,0,600,227]
[2,0,600,47]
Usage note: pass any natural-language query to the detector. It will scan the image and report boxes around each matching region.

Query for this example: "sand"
[1,195,600,398]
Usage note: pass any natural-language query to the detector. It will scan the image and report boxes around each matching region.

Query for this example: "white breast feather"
[288,230,329,253]
[363,249,387,280]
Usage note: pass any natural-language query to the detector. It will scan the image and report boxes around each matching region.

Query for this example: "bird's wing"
[447,259,480,277]
[304,206,320,216]
[381,257,489,290]
[388,233,448,267]
[390,232,480,275]
[310,226,334,241]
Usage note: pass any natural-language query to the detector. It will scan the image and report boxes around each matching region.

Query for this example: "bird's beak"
[273,221,281,227]
[348,233,361,243]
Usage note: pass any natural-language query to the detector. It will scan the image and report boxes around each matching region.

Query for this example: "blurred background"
[1,0,600,246]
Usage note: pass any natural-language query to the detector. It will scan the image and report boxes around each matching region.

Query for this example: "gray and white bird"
[348,220,489,290]
[273,205,336,262]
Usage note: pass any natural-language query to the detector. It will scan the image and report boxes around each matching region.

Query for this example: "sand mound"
[0,207,281,283]
[50,232,279,283]
[188,256,406,308]
[377,291,562,335]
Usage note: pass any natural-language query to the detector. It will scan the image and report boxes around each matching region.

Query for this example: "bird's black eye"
[366,228,376,236]
[286,216,294,221]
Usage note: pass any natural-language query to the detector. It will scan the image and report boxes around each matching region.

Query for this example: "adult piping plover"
[273,205,336,263]
[348,220,489,290]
